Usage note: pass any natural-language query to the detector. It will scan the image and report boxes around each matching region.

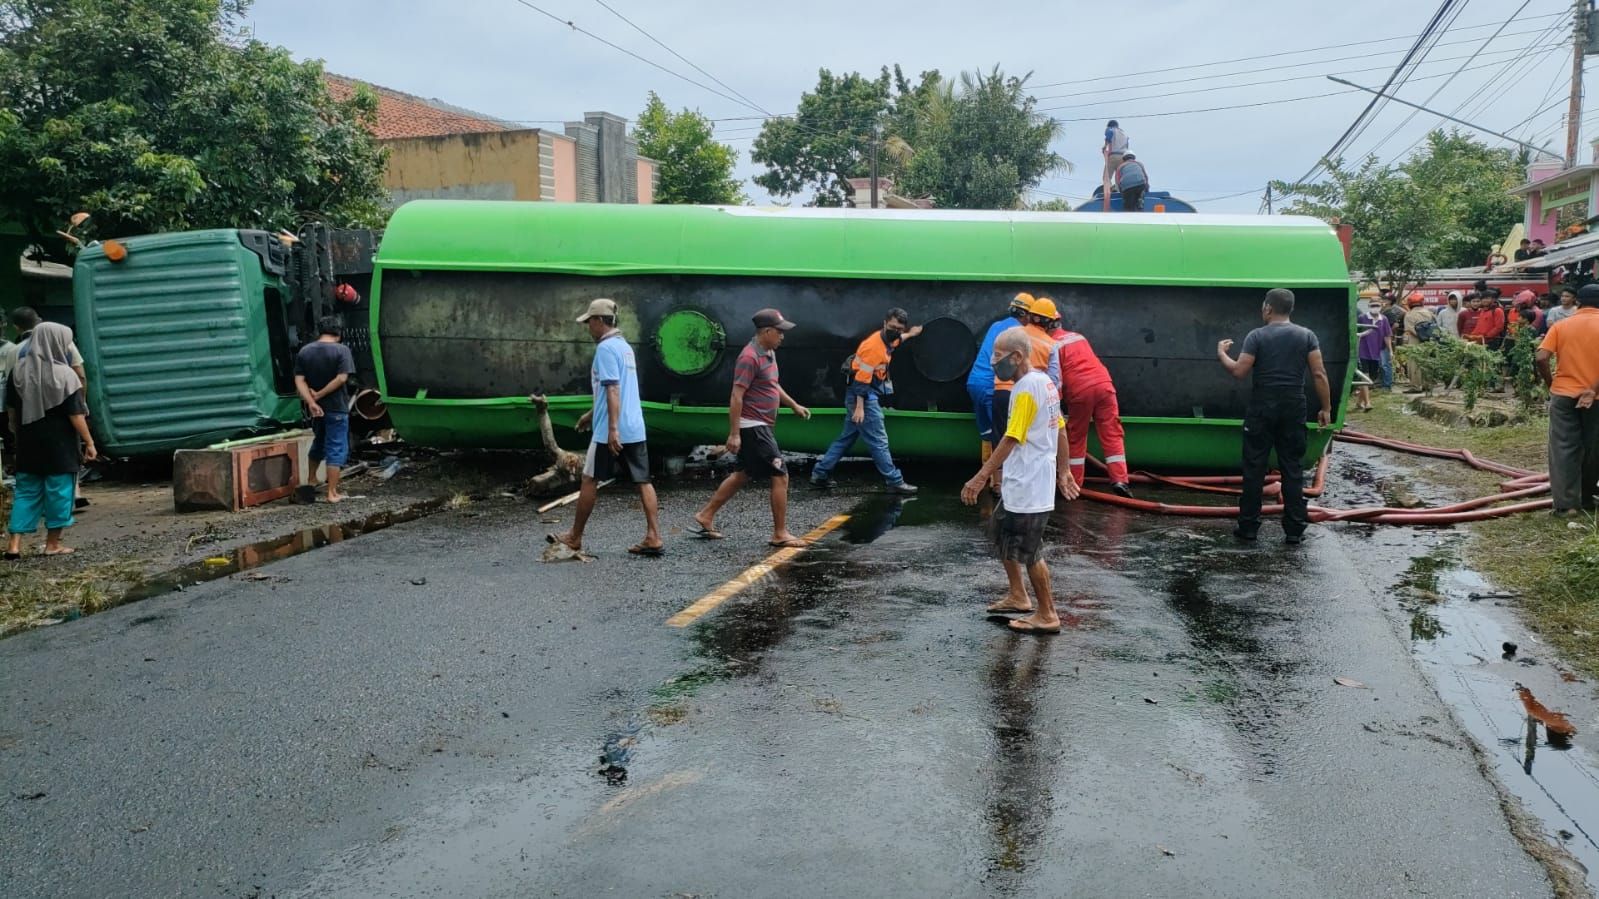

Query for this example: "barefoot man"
[549,298,664,557]
[960,329,1080,635]
[693,308,812,548]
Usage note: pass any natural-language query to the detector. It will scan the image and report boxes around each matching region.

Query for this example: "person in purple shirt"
[1355,302,1392,412]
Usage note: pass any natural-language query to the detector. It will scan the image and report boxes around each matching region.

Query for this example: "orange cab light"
[103,240,128,263]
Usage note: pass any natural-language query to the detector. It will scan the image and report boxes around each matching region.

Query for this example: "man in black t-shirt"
[294,316,357,503]
[1216,288,1333,544]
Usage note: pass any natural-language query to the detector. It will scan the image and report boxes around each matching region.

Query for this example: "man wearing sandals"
[693,308,813,548]
[549,298,664,557]
[960,329,1080,635]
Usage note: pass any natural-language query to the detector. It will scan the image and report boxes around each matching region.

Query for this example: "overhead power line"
[1028,9,1566,90]
[589,0,773,116]
[1289,0,1463,187]
[506,0,766,116]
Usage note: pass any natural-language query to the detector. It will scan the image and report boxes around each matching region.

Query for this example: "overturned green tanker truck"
[370,202,1354,470]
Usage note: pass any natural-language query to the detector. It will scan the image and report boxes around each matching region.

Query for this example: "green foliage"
[897,67,1064,210]
[752,64,1064,209]
[1395,339,1502,410]
[1271,130,1528,283]
[1024,197,1074,212]
[632,92,743,205]
[1273,155,1439,292]
[1503,324,1549,411]
[0,0,388,255]
[1402,131,1525,269]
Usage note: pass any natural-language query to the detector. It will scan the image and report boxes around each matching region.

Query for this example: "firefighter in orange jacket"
[1044,301,1134,498]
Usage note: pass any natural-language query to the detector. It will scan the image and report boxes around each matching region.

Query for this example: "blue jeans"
[1379,348,1394,389]
[967,382,994,442]
[8,472,75,534]
[311,412,351,467]
[812,390,904,485]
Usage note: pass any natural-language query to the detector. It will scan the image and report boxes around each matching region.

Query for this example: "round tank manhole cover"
[653,309,726,376]
[909,316,977,382]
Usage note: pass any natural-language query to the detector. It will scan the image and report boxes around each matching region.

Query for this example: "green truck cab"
[73,227,376,457]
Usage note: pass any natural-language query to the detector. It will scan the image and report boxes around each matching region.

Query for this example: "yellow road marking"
[666,514,850,628]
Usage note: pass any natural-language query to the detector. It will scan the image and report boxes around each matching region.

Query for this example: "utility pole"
[1265,183,1274,214]
[1568,0,1587,166]
[869,124,881,209]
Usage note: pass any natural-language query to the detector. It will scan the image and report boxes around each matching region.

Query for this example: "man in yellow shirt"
[961,329,1080,635]
[1536,284,1599,516]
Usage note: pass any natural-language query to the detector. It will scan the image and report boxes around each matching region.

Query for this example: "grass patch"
[0,559,147,636]
[1351,392,1599,680]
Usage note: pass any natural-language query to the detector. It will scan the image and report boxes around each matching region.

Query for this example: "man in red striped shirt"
[692,308,813,548]
[1045,302,1133,498]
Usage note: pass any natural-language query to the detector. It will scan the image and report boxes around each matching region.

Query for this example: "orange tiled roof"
[325,74,517,141]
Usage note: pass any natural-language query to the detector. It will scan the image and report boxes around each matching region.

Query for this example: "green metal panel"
[372,203,1354,470]
[74,230,296,456]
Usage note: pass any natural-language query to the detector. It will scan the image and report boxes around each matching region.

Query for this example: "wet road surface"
[0,457,1576,897]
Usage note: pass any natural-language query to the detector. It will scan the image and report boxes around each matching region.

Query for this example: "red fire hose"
[1078,428,1550,524]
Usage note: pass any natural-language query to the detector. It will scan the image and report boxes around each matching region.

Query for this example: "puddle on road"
[120,497,451,605]
[1408,559,1599,885]
[1335,444,1599,888]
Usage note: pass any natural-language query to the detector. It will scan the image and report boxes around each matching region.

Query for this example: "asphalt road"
[0,464,1558,898]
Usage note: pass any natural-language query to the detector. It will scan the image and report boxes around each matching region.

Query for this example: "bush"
[1395,339,1502,410]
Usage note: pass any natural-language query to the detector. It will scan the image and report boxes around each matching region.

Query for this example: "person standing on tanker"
[692,309,812,548]
[1102,120,1129,205]
[1216,288,1333,544]
[1046,306,1133,497]
[960,329,1080,635]
[548,298,664,557]
[968,295,1032,467]
[294,315,357,503]
[1535,283,1599,516]
[811,307,921,494]
[1114,153,1149,212]
[5,322,96,559]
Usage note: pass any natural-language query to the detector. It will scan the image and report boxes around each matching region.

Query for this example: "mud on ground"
[1,448,546,635]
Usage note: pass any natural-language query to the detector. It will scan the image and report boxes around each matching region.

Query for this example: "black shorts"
[585,441,651,484]
[737,425,788,479]
[1358,359,1382,381]
[991,389,1012,444]
[990,506,1050,565]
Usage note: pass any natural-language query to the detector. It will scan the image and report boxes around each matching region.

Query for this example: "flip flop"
[1007,619,1061,635]
[767,538,810,548]
[689,524,725,540]
[985,603,1035,615]
[42,546,76,557]
[627,543,665,557]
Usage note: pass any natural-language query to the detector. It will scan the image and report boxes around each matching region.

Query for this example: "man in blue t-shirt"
[549,298,663,557]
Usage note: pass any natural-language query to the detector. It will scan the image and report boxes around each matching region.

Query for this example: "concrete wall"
[381,130,545,206]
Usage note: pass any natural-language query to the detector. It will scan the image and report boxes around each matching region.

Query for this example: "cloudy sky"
[248,0,1582,213]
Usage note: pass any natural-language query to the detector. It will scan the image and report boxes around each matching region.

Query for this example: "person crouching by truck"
[294,316,357,503]
[1114,153,1149,212]
[1046,305,1133,498]
[811,307,921,495]
[5,323,96,560]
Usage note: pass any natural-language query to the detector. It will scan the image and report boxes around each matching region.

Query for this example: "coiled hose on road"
[1080,429,1551,525]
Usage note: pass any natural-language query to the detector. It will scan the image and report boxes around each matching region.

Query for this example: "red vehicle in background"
[1406,267,1548,306]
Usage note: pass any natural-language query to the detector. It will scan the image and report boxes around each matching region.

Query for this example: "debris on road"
[1333,677,1368,689]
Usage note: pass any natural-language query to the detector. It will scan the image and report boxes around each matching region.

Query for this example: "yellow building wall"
[382,130,544,204]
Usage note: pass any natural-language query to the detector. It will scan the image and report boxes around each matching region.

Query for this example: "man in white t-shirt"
[961,329,1080,635]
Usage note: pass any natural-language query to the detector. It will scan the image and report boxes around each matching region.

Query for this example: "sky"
[246,0,1585,213]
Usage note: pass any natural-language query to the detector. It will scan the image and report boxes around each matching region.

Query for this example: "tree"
[631,93,743,205]
[752,65,1065,209]
[1401,130,1525,269]
[1272,155,1442,292]
[0,0,388,257]
[751,68,892,207]
[1024,197,1075,212]
[898,68,1065,210]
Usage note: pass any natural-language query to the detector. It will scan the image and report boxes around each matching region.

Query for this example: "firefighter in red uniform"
[1043,300,1134,498]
